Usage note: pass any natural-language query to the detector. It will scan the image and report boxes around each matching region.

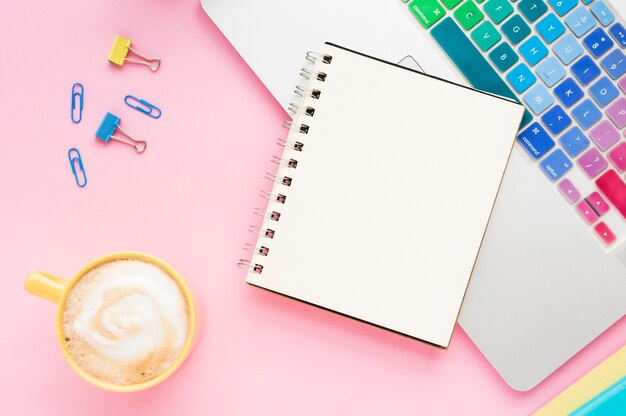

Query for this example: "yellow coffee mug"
[25,252,197,392]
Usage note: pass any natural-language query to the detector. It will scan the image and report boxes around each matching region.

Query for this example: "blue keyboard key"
[507,63,538,93]
[589,76,619,107]
[502,15,531,45]
[540,149,573,181]
[572,99,603,129]
[565,7,597,37]
[571,55,601,85]
[518,122,555,159]
[548,0,578,17]
[559,126,590,157]
[554,78,584,107]
[609,23,626,48]
[524,83,555,114]
[519,36,549,65]
[536,14,566,44]
[583,28,614,58]
[536,56,566,86]
[489,42,519,71]
[582,0,594,4]
[601,49,626,79]
[519,0,548,23]
[541,105,572,134]
[553,34,584,64]
[590,2,615,27]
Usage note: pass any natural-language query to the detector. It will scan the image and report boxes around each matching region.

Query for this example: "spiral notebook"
[239,43,524,348]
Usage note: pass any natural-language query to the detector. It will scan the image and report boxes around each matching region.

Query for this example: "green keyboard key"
[483,0,514,24]
[454,1,484,30]
[441,0,463,8]
[431,17,517,101]
[409,0,446,28]
[472,21,502,51]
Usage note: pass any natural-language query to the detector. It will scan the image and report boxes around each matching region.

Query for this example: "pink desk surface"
[1,1,624,414]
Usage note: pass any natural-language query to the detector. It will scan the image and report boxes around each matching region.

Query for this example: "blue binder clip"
[95,112,147,153]
[71,83,84,123]
[68,148,87,187]
[124,95,161,118]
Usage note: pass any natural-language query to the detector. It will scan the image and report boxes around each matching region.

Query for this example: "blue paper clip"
[95,112,147,153]
[71,83,84,123]
[124,95,161,118]
[68,148,87,187]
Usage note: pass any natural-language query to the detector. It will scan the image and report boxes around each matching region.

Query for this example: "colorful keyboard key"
[519,36,549,65]
[554,78,584,107]
[536,56,566,86]
[558,178,581,203]
[536,13,566,44]
[590,2,615,27]
[489,42,519,71]
[577,200,600,223]
[472,21,502,51]
[596,169,626,219]
[583,28,614,58]
[548,0,578,17]
[506,63,538,93]
[483,0,513,24]
[600,49,626,79]
[441,0,463,8]
[540,149,572,181]
[572,99,603,129]
[502,15,531,45]
[430,18,517,101]
[619,76,626,92]
[542,105,572,134]
[589,120,620,150]
[578,147,608,177]
[524,84,555,114]
[571,55,601,85]
[454,0,484,30]
[518,122,555,158]
[589,76,619,107]
[608,142,626,171]
[518,0,548,23]
[594,222,616,245]
[565,7,597,37]
[409,0,447,28]
[607,97,626,128]
[587,191,610,215]
[553,34,584,64]
[560,126,590,157]
[609,23,626,48]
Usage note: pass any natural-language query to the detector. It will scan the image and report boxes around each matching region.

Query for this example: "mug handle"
[25,272,69,304]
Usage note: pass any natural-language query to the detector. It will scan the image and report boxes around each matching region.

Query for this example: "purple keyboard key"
[607,97,626,128]
[589,120,620,150]
[578,147,609,178]
[619,76,626,92]
[558,178,581,203]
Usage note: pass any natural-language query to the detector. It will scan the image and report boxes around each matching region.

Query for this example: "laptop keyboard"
[407,0,626,251]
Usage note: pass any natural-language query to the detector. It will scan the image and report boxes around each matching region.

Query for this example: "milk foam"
[62,259,189,386]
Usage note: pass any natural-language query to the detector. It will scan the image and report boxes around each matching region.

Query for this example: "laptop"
[201,0,626,391]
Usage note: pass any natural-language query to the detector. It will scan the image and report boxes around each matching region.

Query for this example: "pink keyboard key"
[607,97,626,129]
[619,76,626,93]
[558,179,581,203]
[578,148,609,178]
[577,200,599,224]
[594,222,616,245]
[589,120,620,151]
[587,191,610,215]
[608,142,626,171]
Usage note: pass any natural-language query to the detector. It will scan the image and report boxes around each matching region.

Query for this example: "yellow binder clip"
[108,35,161,72]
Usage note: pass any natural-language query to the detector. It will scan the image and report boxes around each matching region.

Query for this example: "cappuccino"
[61,259,189,386]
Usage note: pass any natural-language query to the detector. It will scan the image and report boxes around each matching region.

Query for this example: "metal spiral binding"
[240,50,333,275]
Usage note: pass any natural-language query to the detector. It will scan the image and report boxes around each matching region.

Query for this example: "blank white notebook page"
[246,43,524,348]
